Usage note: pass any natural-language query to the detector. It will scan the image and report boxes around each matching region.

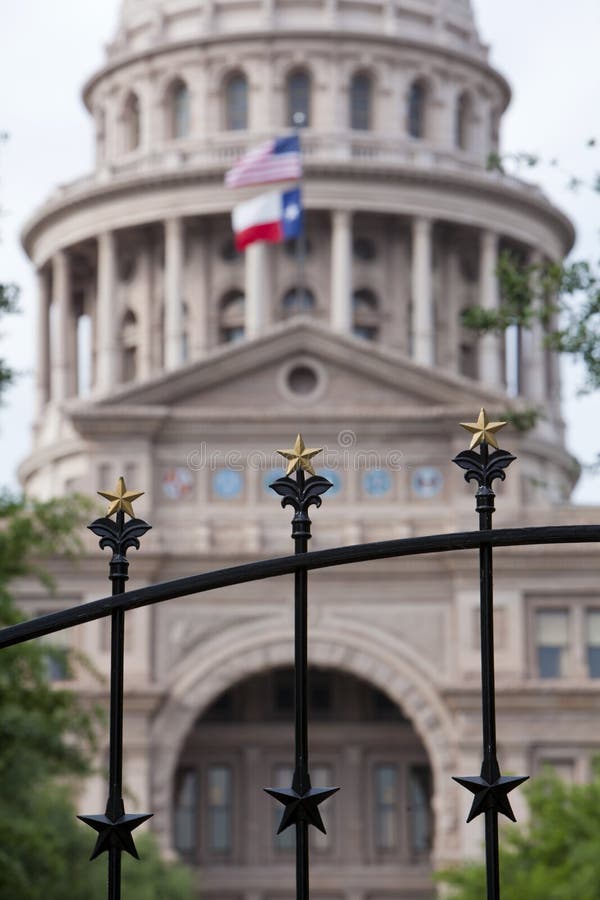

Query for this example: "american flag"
[225,135,302,189]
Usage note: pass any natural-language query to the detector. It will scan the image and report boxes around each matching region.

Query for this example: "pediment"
[70,319,505,429]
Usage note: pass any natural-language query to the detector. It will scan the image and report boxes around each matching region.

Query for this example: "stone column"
[525,249,547,405]
[478,230,503,386]
[138,242,153,380]
[245,242,268,339]
[36,267,51,412]
[411,216,434,365]
[164,217,185,370]
[193,226,210,355]
[330,209,353,333]
[96,231,119,391]
[51,251,70,403]
[67,301,79,398]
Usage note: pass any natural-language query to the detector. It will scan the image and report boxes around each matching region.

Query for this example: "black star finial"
[78,809,153,860]
[264,785,339,834]
[453,773,528,823]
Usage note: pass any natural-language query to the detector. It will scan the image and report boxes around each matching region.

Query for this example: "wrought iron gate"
[1,412,599,900]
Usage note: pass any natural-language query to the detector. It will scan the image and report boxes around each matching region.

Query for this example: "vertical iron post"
[265,436,338,900]
[477,441,500,900]
[453,410,527,900]
[293,467,310,898]
[80,479,152,900]
[107,521,127,899]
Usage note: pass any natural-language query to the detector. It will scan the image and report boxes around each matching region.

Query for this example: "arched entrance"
[171,667,435,900]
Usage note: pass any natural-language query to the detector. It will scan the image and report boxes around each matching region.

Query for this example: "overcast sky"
[1,0,599,501]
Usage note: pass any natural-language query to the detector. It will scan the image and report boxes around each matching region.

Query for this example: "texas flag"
[232,187,303,251]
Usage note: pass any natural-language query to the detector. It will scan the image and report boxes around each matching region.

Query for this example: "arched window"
[350,72,372,131]
[122,308,138,382]
[353,288,379,340]
[287,69,311,128]
[455,91,471,151]
[123,92,141,152]
[220,291,245,342]
[225,73,248,131]
[169,79,190,139]
[407,80,426,139]
[282,287,316,318]
[173,667,433,866]
[489,107,500,153]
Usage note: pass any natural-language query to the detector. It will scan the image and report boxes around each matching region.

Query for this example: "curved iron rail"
[2,524,599,650]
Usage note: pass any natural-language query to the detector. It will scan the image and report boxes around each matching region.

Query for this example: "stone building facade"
[17,1,600,898]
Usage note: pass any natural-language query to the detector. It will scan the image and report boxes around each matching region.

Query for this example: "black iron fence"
[1,412,599,900]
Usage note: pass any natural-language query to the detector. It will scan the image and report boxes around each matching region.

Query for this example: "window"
[287,69,311,127]
[273,765,295,850]
[535,609,569,677]
[489,107,500,150]
[455,91,471,150]
[38,615,71,681]
[587,610,600,677]
[174,769,198,856]
[374,764,398,850]
[122,309,138,382]
[225,73,248,131]
[350,72,372,131]
[45,646,70,681]
[311,764,333,851]
[284,236,312,257]
[207,765,233,853]
[221,238,242,262]
[273,668,295,715]
[123,92,141,152]
[203,690,235,722]
[373,688,404,721]
[353,236,377,262]
[408,80,426,139]
[408,765,432,857]
[459,341,477,379]
[169,79,190,139]
[353,288,379,340]
[538,758,575,784]
[219,290,245,342]
[181,302,189,363]
[282,287,316,317]
[310,672,332,717]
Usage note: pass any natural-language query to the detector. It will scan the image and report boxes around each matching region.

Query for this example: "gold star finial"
[98,476,144,518]
[459,408,507,450]
[276,434,323,477]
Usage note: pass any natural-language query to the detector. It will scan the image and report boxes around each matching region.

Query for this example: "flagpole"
[292,113,306,313]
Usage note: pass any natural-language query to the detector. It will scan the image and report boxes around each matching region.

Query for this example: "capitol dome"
[113,0,486,58]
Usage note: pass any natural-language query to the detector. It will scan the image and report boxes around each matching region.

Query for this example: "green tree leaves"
[439,763,600,899]
[0,492,195,898]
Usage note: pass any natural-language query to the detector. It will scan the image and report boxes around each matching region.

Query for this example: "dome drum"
[84,33,509,177]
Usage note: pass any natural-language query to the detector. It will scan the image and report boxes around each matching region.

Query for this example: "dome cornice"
[21,158,574,262]
[82,30,511,112]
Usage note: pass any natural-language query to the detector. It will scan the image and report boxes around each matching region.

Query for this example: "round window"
[287,364,319,396]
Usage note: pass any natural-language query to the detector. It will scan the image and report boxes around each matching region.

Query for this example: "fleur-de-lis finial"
[97,476,144,519]
[459,408,507,451]
[276,434,323,477]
